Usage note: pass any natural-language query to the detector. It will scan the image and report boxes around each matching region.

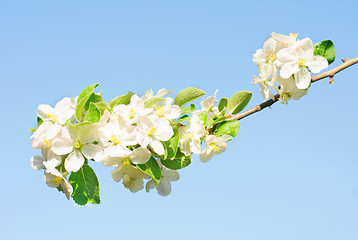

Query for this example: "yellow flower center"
[128,108,135,119]
[51,176,62,185]
[110,134,120,145]
[297,57,307,67]
[122,157,131,168]
[265,51,276,62]
[146,127,156,137]
[280,92,290,104]
[183,129,193,140]
[208,142,219,152]
[42,137,52,148]
[156,106,165,118]
[47,112,54,119]
[74,141,81,149]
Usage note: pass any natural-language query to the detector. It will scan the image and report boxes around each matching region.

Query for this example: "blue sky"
[1,1,358,239]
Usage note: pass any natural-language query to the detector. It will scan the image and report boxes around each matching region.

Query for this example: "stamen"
[146,127,156,137]
[51,176,62,185]
[128,109,135,119]
[74,141,81,149]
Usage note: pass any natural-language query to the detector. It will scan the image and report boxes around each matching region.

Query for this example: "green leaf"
[29,127,37,133]
[145,97,165,108]
[214,120,240,138]
[174,87,205,106]
[75,84,99,122]
[29,117,44,133]
[161,150,191,170]
[94,102,111,114]
[314,40,335,64]
[180,103,196,114]
[227,91,252,114]
[69,164,100,206]
[37,116,43,126]
[198,113,208,126]
[83,102,101,123]
[218,97,228,112]
[84,92,103,111]
[137,157,161,185]
[163,129,179,159]
[109,91,135,109]
[177,114,190,123]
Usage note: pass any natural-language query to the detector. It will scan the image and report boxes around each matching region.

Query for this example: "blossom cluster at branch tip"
[30,87,236,203]
[252,32,330,103]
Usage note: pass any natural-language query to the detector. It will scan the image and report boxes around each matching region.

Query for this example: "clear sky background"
[1,1,358,239]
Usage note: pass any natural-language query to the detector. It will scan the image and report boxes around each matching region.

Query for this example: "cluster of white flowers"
[30,32,334,205]
[253,32,329,103]
[30,87,235,202]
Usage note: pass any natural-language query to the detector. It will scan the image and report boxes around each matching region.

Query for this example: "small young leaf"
[177,114,190,123]
[314,40,335,64]
[163,129,180,159]
[75,84,99,122]
[174,87,205,106]
[137,157,161,185]
[109,91,135,109]
[218,97,228,112]
[227,91,252,114]
[214,120,240,138]
[198,113,208,126]
[145,97,165,108]
[84,92,103,111]
[161,150,191,170]
[84,102,101,123]
[180,103,196,114]
[94,102,110,114]
[30,117,44,133]
[69,164,100,206]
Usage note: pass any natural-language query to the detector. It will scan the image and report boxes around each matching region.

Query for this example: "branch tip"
[329,76,334,84]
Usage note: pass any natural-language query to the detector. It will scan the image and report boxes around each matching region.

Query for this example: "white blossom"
[276,37,328,89]
[111,164,147,193]
[52,125,103,172]
[113,94,152,124]
[200,134,233,162]
[276,75,308,103]
[146,165,179,196]
[178,114,205,156]
[136,116,173,155]
[142,88,173,102]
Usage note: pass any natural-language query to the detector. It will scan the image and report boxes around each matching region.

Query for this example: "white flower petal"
[37,104,54,121]
[306,55,328,73]
[294,67,311,89]
[130,147,151,164]
[200,148,215,162]
[145,179,156,192]
[65,150,84,172]
[150,139,164,155]
[82,143,104,162]
[52,137,74,155]
[30,155,45,170]
[280,62,299,79]
[157,178,171,196]
[46,123,61,140]
[60,179,73,200]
